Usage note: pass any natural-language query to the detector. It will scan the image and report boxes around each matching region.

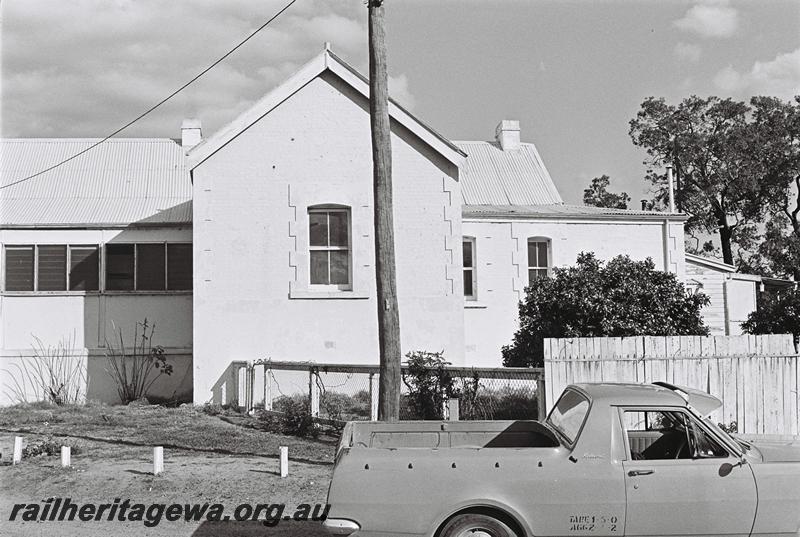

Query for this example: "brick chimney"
[495,120,520,151]
[181,118,202,150]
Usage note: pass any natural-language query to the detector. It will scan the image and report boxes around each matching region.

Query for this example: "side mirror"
[718,462,734,477]
[719,458,745,477]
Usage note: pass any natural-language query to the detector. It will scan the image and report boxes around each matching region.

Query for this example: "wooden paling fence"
[544,334,799,435]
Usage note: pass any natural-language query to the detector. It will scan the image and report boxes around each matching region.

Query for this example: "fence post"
[153,447,164,475]
[369,373,379,421]
[536,378,547,420]
[61,446,71,468]
[13,436,22,464]
[264,366,273,411]
[309,369,320,418]
[279,446,288,478]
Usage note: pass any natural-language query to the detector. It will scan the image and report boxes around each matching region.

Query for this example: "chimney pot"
[181,118,202,150]
[495,120,520,151]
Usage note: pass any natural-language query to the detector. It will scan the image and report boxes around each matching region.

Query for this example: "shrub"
[502,253,710,367]
[23,438,82,459]
[104,319,173,405]
[741,288,800,353]
[270,395,319,438]
[401,351,460,420]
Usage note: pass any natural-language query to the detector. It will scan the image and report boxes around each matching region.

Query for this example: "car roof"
[569,382,689,408]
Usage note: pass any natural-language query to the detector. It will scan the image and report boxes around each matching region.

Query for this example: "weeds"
[2,334,86,405]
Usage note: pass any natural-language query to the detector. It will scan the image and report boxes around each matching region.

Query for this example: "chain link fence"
[214,360,545,422]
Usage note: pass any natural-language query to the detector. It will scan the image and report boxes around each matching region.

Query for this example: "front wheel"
[439,513,518,537]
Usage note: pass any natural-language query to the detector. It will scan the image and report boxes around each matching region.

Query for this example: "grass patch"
[0,402,335,464]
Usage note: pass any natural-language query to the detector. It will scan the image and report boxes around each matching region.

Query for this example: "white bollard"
[279,446,288,478]
[61,446,71,467]
[13,437,22,464]
[153,446,164,475]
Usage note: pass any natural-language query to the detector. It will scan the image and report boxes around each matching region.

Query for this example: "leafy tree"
[502,253,709,367]
[741,288,800,353]
[746,97,800,281]
[629,96,764,265]
[583,175,631,209]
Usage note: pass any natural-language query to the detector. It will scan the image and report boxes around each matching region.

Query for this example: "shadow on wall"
[86,352,193,405]
[80,205,194,405]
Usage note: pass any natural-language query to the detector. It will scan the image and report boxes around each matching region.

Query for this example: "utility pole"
[368,0,401,421]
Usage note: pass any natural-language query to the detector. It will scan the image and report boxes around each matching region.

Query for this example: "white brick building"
[2,48,703,404]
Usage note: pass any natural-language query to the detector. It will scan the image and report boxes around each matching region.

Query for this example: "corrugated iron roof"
[463,203,688,221]
[1,139,191,226]
[454,141,563,205]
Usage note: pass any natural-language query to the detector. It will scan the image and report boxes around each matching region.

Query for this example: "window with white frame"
[527,238,550,285]
[463,237,477,299]
[3,244,100,292]
[308,207,351,288]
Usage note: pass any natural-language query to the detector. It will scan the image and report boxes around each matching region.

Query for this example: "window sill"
[464,300,488,309]
[289,289,369,300]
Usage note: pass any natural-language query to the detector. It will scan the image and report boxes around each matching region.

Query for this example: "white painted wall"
[0,227,193,404]
[462,218,685,366]
[192,72,463,403]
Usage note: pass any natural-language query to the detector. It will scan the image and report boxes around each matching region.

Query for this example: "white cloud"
[673,1,739,39]
[674,42,702,63]
[713,48,800,100]
[0,0,418,138]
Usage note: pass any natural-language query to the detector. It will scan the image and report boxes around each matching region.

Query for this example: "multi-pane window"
[105,243,192,291]
[309,209,350,287]
[463,237,476,299]
[1,243,190,292]
[527,238,550,285]
[3,245,100,292]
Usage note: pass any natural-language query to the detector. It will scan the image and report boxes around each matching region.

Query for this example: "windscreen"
[547,389,590,445]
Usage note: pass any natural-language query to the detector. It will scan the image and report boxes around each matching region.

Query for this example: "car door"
[620,407,757,537]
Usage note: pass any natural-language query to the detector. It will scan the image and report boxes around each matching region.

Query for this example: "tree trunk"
[368,1,401,422]
[719,222,734,266]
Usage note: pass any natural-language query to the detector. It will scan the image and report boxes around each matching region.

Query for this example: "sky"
[2,0,799,204]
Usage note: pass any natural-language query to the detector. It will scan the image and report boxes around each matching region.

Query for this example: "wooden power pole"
[368,0,401,421]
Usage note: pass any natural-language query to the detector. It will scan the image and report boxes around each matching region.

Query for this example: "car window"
[547,389,590,445]
[624,409,728,460]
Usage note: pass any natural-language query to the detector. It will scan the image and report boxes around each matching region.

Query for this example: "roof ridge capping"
[462,203,688,221]
[187,44,466,170]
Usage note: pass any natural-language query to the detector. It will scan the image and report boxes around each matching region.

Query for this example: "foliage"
[268,395,320,438]
[741,288,800,353]
[319,390,370,422]
[401,351,460,420]
[104,319,173,405]
[459,384,540,420]
[629,96,763,265]
[717,421,738,435]
[502,253,710,367]
[22,438,82,459]
[583,175,631,209]
[741,97,800,280]
[2,334,86,405]
[629,95,800,274]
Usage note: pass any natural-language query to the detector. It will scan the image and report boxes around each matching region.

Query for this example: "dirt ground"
[0,405,336,537]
